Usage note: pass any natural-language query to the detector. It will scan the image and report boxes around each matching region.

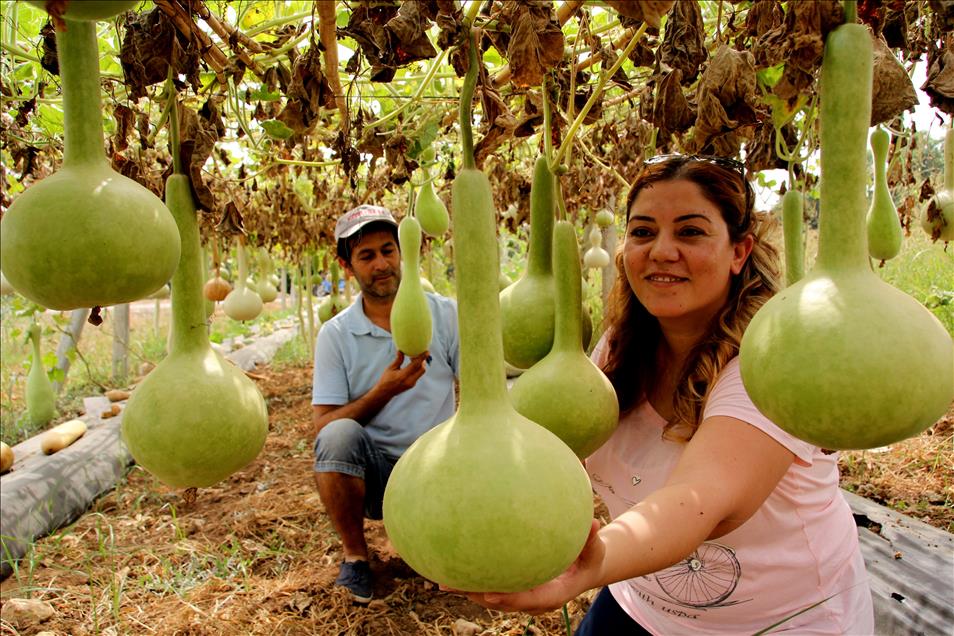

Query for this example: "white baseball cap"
[334,204,398,241]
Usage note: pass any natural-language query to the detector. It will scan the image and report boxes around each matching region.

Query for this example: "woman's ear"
[730,234,755,275]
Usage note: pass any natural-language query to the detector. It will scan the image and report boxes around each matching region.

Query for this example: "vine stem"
[459,29,479,170]
[542,75,553,164]
[550,22,647,171]
[368,47,448,129]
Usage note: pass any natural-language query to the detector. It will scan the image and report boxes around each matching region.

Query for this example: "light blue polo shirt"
[312,292,459,460]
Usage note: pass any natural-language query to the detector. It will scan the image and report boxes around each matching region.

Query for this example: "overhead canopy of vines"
[1,0,952,259]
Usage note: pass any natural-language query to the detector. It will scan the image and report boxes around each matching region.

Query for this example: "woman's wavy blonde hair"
[601,156,781,442]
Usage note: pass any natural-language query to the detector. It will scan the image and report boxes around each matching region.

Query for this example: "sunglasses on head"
[641,153,753,228]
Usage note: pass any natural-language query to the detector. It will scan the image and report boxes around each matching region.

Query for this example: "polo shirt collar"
[342,293,391,338]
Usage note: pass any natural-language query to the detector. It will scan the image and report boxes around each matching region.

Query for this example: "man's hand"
[377,350,429,398]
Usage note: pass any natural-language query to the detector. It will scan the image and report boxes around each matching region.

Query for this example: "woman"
[466,155,874,634]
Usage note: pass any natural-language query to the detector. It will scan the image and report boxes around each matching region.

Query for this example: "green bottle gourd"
[416,180,450,236]
[26,323,56,427]
[781,189,806,286]
[391,217,432,356]
[122,171,268,488]
[920,127,954,242]
[0,19,180,311]
[499,156,557,369]
[0,273,15,296]
[25,0,140,21]
[223,240,263,321]
[866,126,903,261]
[510,221,618,458]
[382,37,592,593]
[318,260,346,322]
[739,19,953,450]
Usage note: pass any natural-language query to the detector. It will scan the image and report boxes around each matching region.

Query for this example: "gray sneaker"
[335,560,373,603]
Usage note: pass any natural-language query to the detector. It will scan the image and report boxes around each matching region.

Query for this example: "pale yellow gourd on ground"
[40,419,87,455]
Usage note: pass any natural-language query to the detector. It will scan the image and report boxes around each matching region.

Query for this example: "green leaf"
[246,86,281,102]
[757,62,785,89]
[36,103,64,134]
[261,119,294,140]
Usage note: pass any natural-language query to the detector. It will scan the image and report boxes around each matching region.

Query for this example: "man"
[311,204,459,603]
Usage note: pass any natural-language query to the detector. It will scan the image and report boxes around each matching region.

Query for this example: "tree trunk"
[112,303,130,384]
[52,308,88,394]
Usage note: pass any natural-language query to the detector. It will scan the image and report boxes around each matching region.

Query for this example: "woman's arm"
[466,416,796,614]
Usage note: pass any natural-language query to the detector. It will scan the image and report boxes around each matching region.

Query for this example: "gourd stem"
[527,157,555,276]
[843,0,857,23]
[542,76,553,164]
[459,30,479,171]
[551,222,582,351]
[166,174,209,355]
[816,23,871,271]
[56,20,108,168]
[236,239,249,290]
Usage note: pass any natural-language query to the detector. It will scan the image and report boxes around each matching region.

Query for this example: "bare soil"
[1,362,949,635]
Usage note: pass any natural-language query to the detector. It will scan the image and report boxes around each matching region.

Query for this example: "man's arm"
[313,350,429,435]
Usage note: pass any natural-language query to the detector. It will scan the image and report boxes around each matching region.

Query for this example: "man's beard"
[358,268,401,299]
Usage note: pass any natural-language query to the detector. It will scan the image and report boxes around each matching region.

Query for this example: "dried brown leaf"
[688,45,761,156]
[612,1,676,29]
[659,0,707,83]
[871,33,919,126]
[501,1,565,88]
[922,38,954,115]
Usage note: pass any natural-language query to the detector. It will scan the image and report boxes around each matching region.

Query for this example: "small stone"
[0,597,55,628]
[453,618,481,636]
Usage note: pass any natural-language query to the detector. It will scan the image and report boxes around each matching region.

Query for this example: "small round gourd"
[920,128,954,242]
[203,276,232,302]
[223,242,263,321]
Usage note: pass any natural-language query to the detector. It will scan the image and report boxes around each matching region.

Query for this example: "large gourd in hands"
[0,19,179,311]
[499,156,557,369]
[866,126,903,261]
[510,221,618,458]
[122,170,268,488]
[391,217,432,356]
[383,40,592,593]
[26,323,56,427]
[740,20,953,450]
[920,127,954,242]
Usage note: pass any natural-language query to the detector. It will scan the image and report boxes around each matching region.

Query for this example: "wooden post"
[112,303,130,384]
[52,308,88,394]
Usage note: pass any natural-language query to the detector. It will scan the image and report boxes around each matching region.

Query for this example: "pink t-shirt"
[586,355,874,635]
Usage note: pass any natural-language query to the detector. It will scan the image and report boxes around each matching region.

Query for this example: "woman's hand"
[454,519,604,615]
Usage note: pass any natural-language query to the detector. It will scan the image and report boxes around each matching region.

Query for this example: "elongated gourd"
[26,323,56,427]
[391,217,432,356]
[383,37,592,593]
[781,189,806,285]
[223,240,263,321]
[920,127,954,242]
[0,442,13,474]
[122,166,268,488]
[510,221,618,458]
[25,1,140,21]
[866,127,903,261]
[40,418,87,454]
[0,19,180,311]
[739,18,953,450]
[499,156,557,369]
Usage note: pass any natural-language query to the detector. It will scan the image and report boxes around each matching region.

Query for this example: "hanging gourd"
[203,275,232,302]
[510,221,618,458]
[318,260,347,322]
[866,126,903,262]
[595,209,614,228]
[26,322,56,427]
[391,216,432,356]
[739,13,953,450]
[920,127,954,242]
[257,250,279,303]
[0,17,180,311]
[382,36,592,593]
[781,189,806,286]
[122,103,268,488]
[583,225,611,269]
[25,0,140,21]
[415,148,451,236]
[223,237,263,321]
[499,156,557,369]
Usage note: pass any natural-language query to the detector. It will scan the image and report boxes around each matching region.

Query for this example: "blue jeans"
[313,418,396,520]
[575,587,652,635]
